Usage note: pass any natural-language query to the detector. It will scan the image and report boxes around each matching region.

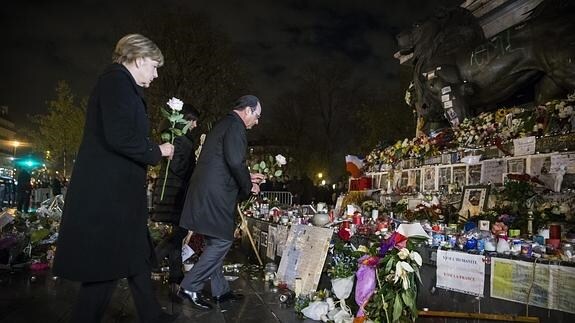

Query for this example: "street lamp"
[12,141,20,157]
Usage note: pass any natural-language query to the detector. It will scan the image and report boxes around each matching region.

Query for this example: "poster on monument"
[423,167,436,192]
[436,250,485,296]
[275,225,289,257]
[453,166,467,188]
[267,225,276,260]
[550,153,575,174]
[513,136,536,156]
[549,264,575,313]
[481,159,505,184]
[276,225,333,295]
[491,258,550,309]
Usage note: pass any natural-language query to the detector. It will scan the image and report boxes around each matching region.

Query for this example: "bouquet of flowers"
[159,97,191,200]
[361,230,425,323]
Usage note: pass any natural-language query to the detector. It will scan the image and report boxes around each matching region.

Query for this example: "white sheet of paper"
[182,244,195,262]
[397,223,429,239]
[513,136,536,156]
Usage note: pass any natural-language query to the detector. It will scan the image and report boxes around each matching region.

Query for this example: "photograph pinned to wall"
[507,158,526,174]
[423,167,437,192]
[550,153,575,174]
[481,159,505,184]
[468,164,482,185]
[391,170,401,190]
[400,171,409,189]
[453,166,467,189]
[408,169,421,192]
[459,185,490,220]
[530,155,553,176]
[438,166,452,190]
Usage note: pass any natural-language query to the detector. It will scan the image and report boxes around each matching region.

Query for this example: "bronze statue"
[400,0,575,135]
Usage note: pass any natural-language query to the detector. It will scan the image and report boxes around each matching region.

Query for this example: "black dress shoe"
[212,291,244,303]
[177,289,213,310]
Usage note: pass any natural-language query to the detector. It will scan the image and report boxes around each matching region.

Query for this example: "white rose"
[398,248,410,260]
[275,154,287,166]
[167,97,184,111]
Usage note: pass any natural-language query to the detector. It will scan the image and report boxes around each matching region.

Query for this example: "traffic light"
[14,157,42,170]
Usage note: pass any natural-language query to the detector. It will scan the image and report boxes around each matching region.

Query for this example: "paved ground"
[0,246,310,323]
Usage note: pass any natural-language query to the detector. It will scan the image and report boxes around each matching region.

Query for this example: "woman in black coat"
[150,103,200,285]
[52,34,175,323]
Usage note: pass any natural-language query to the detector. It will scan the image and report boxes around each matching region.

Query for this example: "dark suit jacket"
[179,112,252,241]
[53,63,162,282]
[150,132,196,223]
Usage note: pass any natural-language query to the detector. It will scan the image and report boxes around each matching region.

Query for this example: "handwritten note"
[513,136,536,156]
[481,159,505,184]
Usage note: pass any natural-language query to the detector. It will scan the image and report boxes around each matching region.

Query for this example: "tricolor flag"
[345,155,364,178]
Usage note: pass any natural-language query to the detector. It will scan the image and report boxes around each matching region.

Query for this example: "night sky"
[0,0,462,128]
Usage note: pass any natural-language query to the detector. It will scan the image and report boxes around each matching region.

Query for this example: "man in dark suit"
[52,34,175,323]
[178,95,265,310]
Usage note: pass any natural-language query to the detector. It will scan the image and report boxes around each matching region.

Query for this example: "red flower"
[338,227,352,241]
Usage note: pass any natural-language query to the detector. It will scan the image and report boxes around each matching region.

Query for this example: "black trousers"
[16,190,30,213]
[154,225,188,283]
[70,270,163,323]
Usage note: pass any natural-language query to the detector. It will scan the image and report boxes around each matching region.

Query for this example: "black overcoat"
[53,64,162,282]
[150,133,196,223]
[179,112,252,241]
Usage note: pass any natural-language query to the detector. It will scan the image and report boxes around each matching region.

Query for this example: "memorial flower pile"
[364,93,575,169]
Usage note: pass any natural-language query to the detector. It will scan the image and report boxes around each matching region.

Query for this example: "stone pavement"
[0,246,312,323]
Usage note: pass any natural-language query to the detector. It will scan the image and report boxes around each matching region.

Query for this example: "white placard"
[513,136,536,156]
[436,249,485,296]
[181,244,195,262]
[441,86,452,94]
[480,159,505,184]
[443,100,453,109]
[441,94,450,102]
[550,153,575,174]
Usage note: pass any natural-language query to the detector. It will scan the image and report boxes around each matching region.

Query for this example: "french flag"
[345,155,364,178]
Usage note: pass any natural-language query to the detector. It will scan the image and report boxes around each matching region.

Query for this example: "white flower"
[398,248,410,260]
[394,261,414,290]
[410,251,422,267]
[275,154,287,166]
[167,97,184,111]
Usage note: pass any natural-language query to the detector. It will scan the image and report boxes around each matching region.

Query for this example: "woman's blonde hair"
[112,34,164,66]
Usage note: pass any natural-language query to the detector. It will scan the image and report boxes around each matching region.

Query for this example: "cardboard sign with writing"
[276,225,333,295]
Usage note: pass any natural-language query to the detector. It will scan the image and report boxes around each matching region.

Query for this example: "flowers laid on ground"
[362,230,425,323]
[159,97,190,200]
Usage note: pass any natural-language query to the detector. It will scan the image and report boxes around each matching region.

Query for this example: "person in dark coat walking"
[52,34,176,323]
[150,103,200,287]
[16,168,32,213]
[177,95,265,310]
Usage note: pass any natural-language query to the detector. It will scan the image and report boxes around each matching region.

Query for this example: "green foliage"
[26,81,86,174]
